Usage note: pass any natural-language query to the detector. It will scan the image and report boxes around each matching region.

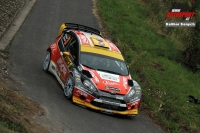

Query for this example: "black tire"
[64,75,74,99]
[43,51,51,72]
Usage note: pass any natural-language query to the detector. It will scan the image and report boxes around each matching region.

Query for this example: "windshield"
[80,52,129,76]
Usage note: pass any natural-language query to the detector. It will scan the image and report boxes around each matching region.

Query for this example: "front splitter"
[72,96,138,116]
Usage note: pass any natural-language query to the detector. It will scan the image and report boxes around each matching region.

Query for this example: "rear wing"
[58,23,102,37]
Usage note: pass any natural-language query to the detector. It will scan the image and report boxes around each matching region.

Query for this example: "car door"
[55,31,79,84]
[54,33,72,83]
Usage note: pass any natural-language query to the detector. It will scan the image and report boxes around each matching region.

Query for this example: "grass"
[96,0,200,132]
[0,50,9,60]
[0,121,22,133]
[0,79,49,133]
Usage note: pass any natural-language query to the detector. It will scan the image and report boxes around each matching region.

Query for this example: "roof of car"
[71,30,124,60]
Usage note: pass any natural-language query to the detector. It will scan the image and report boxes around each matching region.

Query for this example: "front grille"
[100,96,123,104]
[91,101,127,111]
[91,96,127,111]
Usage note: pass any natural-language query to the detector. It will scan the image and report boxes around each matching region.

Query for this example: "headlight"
[83,80,96,92]
[127,88,136,98]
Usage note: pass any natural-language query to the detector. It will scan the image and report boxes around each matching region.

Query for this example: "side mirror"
[82,70,93,78]
[127,79,134,87]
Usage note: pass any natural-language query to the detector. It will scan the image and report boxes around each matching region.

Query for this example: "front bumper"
[72,87,140,116]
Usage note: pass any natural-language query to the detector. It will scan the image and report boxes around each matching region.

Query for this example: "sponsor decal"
[103,80,119,86]
[79,34,90,45]
[127,100,140,109]
[89,70,99,83]
[97,71,119,82]
[93,75,99,83]
[73,31,91,46]
[105,86,120,92]
[136,90,141,94]
[123,77,129,91]
[75,89,88,97]
[50,43,56,55]
[57,58,67,76]
[76,77,80,81]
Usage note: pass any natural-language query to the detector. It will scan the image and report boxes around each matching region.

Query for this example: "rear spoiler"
[58,23,102,37]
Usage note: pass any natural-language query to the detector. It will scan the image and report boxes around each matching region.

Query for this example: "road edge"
[0,0,37,50]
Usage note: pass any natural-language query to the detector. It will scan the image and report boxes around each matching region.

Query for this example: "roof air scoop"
[90,37,109,49]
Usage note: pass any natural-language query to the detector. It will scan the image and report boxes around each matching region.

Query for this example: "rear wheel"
[64,75,74,99]
[43,51,51,72]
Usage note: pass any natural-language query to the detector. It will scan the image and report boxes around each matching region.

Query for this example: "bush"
[182,20,200,72]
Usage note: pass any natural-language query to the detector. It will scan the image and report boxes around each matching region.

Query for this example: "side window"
[58,39,65,52]
[58,32,71,52]
[63,33,71,47]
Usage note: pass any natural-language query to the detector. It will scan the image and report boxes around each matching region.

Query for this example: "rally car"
[43,23,142,116]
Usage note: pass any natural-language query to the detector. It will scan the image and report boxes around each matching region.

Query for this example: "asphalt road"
[9,0,164,133]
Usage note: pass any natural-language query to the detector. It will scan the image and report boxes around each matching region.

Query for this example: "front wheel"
[64,75,74,99]
[43,51,51,72]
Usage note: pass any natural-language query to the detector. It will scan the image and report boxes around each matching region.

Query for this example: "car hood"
[82,66,132,95]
